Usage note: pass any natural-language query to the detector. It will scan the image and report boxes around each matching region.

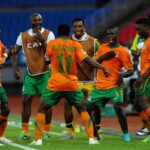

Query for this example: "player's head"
[57,24,70,36]
[135,18,150,39]
[30,13,42,31]
[72,18,85,38]
[106,26,119,44]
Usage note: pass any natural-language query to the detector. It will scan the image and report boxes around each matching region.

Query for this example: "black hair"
[57,24,70,36]
[135,18,150,27]
[72,18,85,26]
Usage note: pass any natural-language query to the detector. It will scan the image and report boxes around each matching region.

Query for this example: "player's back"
[46,37,87,91]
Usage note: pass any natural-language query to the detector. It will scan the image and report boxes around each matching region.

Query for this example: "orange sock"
[139,111,150,131]
[0,115,8,137]
[22,123,29,135]
[35,113,45,140]
[44,124,51,132]
[80,111,94,138]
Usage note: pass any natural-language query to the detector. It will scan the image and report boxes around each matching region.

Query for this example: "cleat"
[61,133,74,140]
[43,132,50,140]
[142,136,150,143]
[30,139,42,146]
[0,137,12,143]
[16,131,30,141]
[89,138,99,144]
[136,127,150,136]
[74,126,80,133]
[123,133,131,141]
[96,134,103,140]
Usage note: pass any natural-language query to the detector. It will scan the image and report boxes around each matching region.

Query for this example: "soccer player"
[64,18,101,139]
[86,26,133,141]
[0,35,11,143]
[30,24,109,145]
[133,18,150,142]
[7,13,55,140]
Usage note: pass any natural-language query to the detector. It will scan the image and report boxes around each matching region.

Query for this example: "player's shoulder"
[145,37,150,44]
[99,43,109,48]
[88,35,97,40]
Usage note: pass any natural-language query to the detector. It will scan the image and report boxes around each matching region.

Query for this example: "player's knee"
[74,105,85,113]
[114,102,123,113]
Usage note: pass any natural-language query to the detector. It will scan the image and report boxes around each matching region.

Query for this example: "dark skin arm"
[134,67,150,90]
[6,45,22,80]
[96,51,116,63]
[116,70,134,88]
[84,57,110,77]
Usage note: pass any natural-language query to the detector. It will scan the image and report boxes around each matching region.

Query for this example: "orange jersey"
[46,37,88,91]
[95,43,133,90]
[140,38,150,78]
[0,40,4,57]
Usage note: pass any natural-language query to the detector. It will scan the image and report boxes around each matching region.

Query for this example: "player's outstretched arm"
[6,45,22,61]
[84,57,110,77]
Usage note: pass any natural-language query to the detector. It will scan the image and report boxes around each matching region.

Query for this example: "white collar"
[28,27,45,36]
[72,32,89,41]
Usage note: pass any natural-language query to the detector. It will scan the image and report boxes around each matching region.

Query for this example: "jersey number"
[57,54,72,74]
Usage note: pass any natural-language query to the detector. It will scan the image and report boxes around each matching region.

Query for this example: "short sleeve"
[119,48,133,70]
[76,42,88,63]
[16,33,22,46]
[94,45,103,60]
[46,31,55,44]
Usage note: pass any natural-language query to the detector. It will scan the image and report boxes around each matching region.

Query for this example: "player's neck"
[109,42,120,48]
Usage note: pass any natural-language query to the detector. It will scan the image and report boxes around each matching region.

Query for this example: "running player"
[7,13,55,140]
[30,24,109,145]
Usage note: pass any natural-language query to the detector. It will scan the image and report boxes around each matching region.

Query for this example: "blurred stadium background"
[0,0,150,119]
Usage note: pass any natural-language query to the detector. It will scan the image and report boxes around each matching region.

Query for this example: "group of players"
[0,12,150,145]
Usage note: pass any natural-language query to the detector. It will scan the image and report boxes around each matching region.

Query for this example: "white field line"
[8,122,64,136]
[0,140,37,150]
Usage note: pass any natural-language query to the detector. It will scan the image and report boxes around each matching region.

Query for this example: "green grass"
[1,115,150,150]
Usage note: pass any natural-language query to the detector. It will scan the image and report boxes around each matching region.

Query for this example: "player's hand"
[115,74,125,88]
[14,68,21,80]
[33,28,43,42]
[103,68,110,77]
[102,51,116,60]
[133,77,144,90]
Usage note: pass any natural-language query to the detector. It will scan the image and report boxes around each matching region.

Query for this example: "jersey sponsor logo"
[27,42,42,49]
